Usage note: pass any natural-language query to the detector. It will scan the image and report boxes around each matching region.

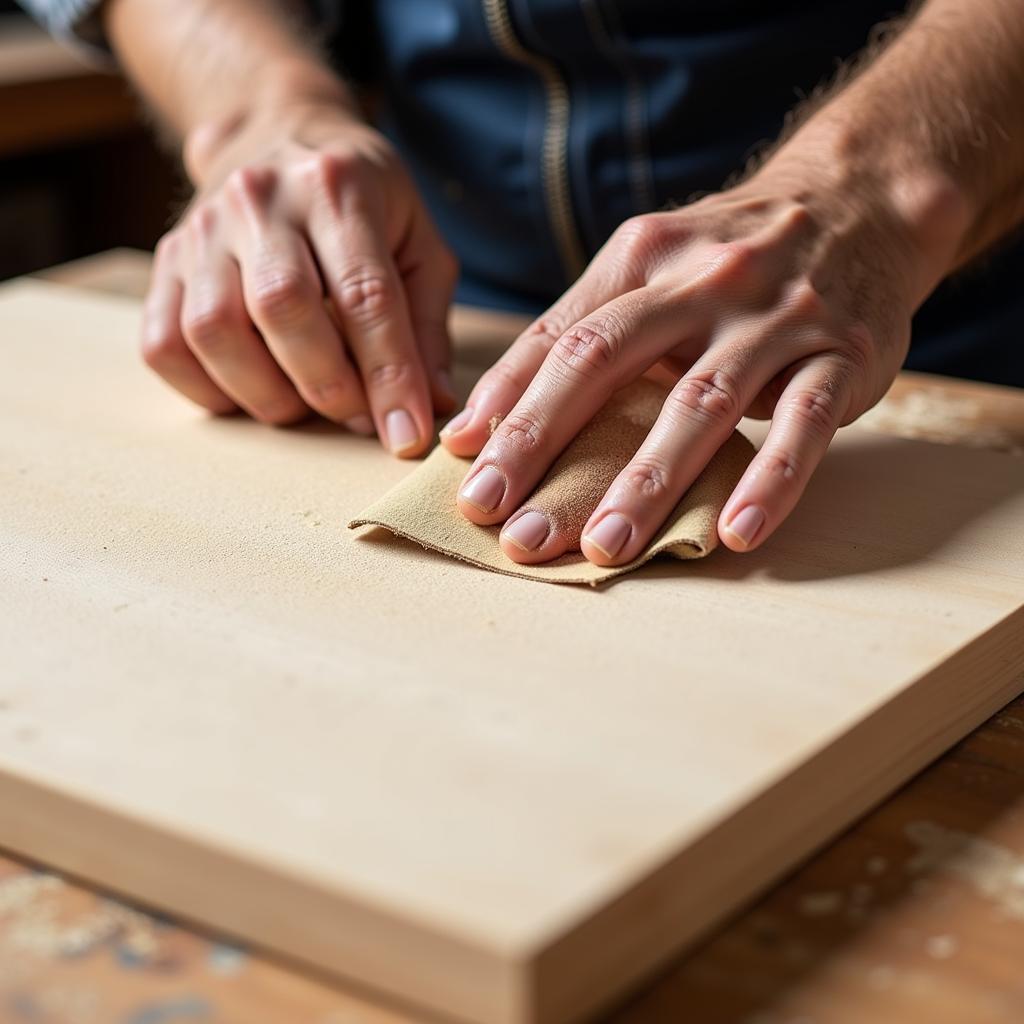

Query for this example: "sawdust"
[867,964,897,990]
[904,820,1024,919]
[0,870,163,971]
[798,890,843,917]
[924,933,958,959]
[865,855,888,876]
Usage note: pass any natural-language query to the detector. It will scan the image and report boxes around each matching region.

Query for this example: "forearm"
[759,0,1024,306]
[102,0,357,182]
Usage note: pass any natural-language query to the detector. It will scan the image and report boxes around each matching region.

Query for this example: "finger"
[579,340,794,566]
[236,220,370,430]
[498,456,612,566]
[456,286,688,526]
[180,218,307,424]
[717,357,851,552]
[498,378,664,565]
[500,510,557,563]
[440,242,645,457]
[308,202,433,458]
[141,239,236,414]
[398,216,459,416]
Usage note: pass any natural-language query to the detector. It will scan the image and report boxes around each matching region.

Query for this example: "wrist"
[183,60,360,186]
[759,116,974,308]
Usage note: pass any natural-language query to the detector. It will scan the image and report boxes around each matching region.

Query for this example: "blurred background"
[0,3,175,280]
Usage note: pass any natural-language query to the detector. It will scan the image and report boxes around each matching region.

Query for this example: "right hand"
[141,103,458,457]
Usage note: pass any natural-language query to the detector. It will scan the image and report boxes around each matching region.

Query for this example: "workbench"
[0,17,175,283]
[0,15,136,159]
[2,249,1023,1024]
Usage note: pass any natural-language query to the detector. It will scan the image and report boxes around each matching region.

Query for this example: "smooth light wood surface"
[6,693,1024,1024]
[10,250,1024,1024]
[6,260,1024,1019]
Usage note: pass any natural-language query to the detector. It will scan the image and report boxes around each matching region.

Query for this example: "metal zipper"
[481,0,587,281]
[579,0,656,215]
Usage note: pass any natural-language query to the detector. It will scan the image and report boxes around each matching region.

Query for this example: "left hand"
[440,168,938,564]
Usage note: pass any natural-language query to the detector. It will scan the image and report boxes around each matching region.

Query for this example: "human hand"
[141,103,457,457]
[440,166,954,562]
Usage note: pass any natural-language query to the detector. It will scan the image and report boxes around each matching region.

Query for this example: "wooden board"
[1,279,1022,1024]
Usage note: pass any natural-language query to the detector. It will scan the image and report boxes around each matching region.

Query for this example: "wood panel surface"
[1,269,1023,1023]
[11,250,1024,1024]
[5,690,1024,1024]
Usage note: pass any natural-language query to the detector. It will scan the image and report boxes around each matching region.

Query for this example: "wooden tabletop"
[4,248,1023,1024]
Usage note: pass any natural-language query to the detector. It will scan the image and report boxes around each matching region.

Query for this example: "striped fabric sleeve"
[16,0,345,63]
[15,0,113,61]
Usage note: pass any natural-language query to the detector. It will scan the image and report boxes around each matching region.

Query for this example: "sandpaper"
[349,379,756,585]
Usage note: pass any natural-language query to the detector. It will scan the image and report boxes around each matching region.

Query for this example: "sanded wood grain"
[13,250,1024,1024]
[1,274,1023,1023]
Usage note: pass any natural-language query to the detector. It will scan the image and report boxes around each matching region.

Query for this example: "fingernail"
[502,511,550,552]
[724,505,766,548]
[459,465,505,513]
[344,414,375,436]
[385,408,420,454]
[583,514,632,560]
[440,406,473,437]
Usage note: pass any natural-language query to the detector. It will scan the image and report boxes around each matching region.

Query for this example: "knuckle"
[481,357,531,395]
[614,214,672,266]
[300,149,359,194]
[550,320,622,379]
[510,317,564,371]
[304,377,356,407]
[782,201,814,233]
[140,324,184,368]
[225,165,274,208]
[470,318,569,404]
[187,203,219,240]
[250,269,314,325]
[495,411,543,453]
[668,368,743,426]
[622,456,672,500]
[255,401,306,427]
[183,303,237,349]
[523,317,563,350]
[841,321,878,375]
[755,449,802,484]
[367,360,415,390]
[335,269,392,326]
[784,277,826,322]
[154,232,181,266]
[703,241,758,289]
[785,386,840,435]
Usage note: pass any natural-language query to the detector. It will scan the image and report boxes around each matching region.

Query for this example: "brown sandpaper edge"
[348,430,755,587]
